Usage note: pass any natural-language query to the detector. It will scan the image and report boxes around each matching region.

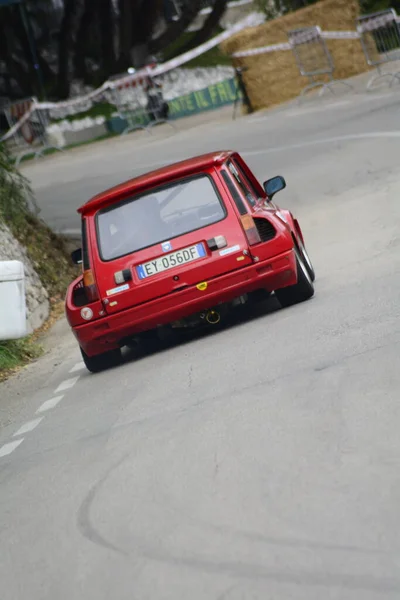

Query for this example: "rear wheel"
[80,347,122,373]
[275,251,314,308]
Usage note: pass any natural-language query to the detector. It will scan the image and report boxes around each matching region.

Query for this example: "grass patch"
[0,301,66,382]
[0,338,43,381]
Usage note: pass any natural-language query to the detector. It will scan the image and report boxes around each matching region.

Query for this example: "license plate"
[136,243,206,279]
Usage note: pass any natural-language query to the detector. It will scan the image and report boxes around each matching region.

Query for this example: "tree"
[57,0,79,98]
[98,0,117,75]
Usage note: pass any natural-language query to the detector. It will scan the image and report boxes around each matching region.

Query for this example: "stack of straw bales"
[220,0,370,111]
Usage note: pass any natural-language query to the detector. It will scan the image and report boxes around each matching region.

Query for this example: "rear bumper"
[73,249,297,356]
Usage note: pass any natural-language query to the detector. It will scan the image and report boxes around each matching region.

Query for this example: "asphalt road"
[1,86,400,599]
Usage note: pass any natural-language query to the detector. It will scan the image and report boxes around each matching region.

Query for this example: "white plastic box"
[0,260,27,340]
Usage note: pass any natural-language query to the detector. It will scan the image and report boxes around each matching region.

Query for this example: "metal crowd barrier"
[107,72,176,136]
[287,26,353,103]
[2,97,63,166]
[357,9,400,90]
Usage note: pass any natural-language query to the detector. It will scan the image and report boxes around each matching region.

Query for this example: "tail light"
[240,214,261,245]
[83,269,100,303]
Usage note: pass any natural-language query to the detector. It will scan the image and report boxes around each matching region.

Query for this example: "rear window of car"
[96,174,226,261]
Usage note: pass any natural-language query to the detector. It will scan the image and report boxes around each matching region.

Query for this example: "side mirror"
[71,248,83,265]
[263,176,286,199]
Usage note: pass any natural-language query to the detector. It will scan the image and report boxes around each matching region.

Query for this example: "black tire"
[80,347,122,374]
[298,237,315,282]
[275,251,314,308]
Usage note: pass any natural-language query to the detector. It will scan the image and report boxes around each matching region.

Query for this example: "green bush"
[0,142,32,224]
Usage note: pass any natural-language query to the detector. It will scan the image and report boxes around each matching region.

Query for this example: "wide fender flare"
[278,209,305,248]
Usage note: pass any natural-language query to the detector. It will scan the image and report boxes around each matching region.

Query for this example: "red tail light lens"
[240,215,261,245]
[83,269,100,302]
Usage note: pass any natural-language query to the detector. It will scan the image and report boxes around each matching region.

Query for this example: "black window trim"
[227,159,257,208]
[82,217,90,270]
[220,168,248,216]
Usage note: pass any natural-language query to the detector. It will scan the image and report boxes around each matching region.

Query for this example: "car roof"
[78,150,236,216]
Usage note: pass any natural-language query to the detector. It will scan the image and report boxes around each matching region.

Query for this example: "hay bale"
[221,0,372,111]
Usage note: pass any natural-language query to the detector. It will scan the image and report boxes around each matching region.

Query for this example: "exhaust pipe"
[205,310,221,325]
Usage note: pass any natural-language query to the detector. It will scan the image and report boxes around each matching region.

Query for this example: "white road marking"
[248,92,396,122]
[69,361,85,374]
[0,439,24,458]
[286,100,351,117]
[13,418,43,437]
[36,395,64,414]
[55,377,80,393]
[285,95,395,117]
[244,130,400,157]
[327,99,352,108]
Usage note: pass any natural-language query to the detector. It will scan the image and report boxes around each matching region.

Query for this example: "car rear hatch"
[92,170,254,315]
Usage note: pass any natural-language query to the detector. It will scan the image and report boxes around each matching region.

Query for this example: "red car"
[66,151,315,373]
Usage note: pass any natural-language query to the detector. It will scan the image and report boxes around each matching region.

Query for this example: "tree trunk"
[176,0,229,55]
[98,0,116,75]
[150,0,204,54]
[118,0,135,68]
[74,0,94,80]
[57,0,78,98]
[129,0,163,67]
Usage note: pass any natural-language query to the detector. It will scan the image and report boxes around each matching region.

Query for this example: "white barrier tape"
[233,42,291,57]
[200,0,253,15]
[322,31,360,40]
[34,82,111,110]
[233,30,361,57]
[288,26,322,45]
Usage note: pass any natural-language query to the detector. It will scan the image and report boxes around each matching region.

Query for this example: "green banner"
[168,78,240,119]
[107,77,241,135]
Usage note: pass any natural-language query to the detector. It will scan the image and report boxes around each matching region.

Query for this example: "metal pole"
[234,67,253,114]
[18,1,46,99]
